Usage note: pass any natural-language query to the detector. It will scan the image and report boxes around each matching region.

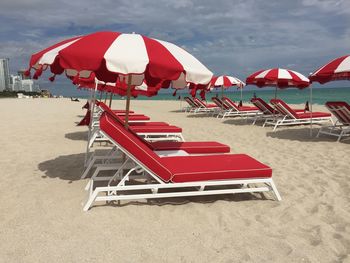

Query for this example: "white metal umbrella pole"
[310,85,313,136]
[124,75,133,128]
[84,80,98,167]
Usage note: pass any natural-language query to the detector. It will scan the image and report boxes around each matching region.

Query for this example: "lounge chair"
[83,112,281,211]
[217,97,260,119]
[266,99,333,131]
[193,98,219,114]
[250,98,305,126]
[317,101,350,142]
[183,97,198,112]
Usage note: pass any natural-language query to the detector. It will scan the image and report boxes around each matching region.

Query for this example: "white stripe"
[290,70,309,82]
[37,38,81,66]
[155,38,213,85]
[278,69,292,79]
[255,69,270,78]
[335,56,350,73]
[104,34,149,75]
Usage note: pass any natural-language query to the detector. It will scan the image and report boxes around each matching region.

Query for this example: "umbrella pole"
[221,85,224,99]
[108,92,113,108]
[274,86,277,99]
[124,75,132,128]
[84,81,98,167]
[104,92,108,103]
[310,85,313,136]
[99,90,103,101]
[240,87,243,103]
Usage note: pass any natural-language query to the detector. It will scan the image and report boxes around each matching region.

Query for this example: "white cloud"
[0,0,348,83]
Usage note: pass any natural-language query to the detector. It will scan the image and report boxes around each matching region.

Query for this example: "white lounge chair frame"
[217,98,261,119]
[83,130,281,211]
[265,102,333,131]
[317,104,350,142]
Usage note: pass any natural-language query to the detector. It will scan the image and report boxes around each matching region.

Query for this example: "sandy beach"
[0,98,349,262]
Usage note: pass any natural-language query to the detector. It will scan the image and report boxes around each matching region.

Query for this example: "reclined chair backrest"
[212,97,228,109]
[270,99,298,119]
[184,97,197,108]
[325,101,350,125]
[193,97,207,108]
[222,97,239,111]
[100,112,173,182]
[251,98,274,115]
[96,101,134,125]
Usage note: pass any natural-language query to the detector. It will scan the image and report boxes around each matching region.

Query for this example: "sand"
[0,98,349,262]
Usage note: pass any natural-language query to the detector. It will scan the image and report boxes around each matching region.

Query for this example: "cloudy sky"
[0,0,349,93]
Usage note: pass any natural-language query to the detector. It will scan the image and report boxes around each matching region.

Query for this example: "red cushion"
[112,110,135,114]
[130,125,182,133]
[130,122,169,126]
[150,141,230,154]
[100,113,272,184]
[296,112,331,119]
[160,154,272,183]
[100,113,173,181]
[118,115,150,121]
[326,101,350,124]
[238,106,258,111]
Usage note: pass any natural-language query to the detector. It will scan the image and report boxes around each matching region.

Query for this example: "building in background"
[0,58,10,91]
[9,69,40,92]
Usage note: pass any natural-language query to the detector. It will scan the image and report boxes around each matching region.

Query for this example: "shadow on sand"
[266,127,350,143]
[65,131,88,141]
[38,153,85,182]
[222,118,253,126]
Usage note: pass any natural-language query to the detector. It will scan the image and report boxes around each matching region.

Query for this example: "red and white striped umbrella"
[246,68,310,89]
[27,31,213,91]
[309,55,350,84]
[210,75,245,89]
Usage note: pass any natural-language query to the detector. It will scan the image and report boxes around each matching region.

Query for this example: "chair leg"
[269,179,282,201]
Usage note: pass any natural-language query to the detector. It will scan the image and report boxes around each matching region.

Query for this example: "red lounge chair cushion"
[129,122,169,126]
[161,154,272,183]
[206,104,218,108]
[112,110,135,114]
[101,113,173,181]
[238,106,258,111]
[325,101,350,124]
[118,115,150,121]
[296,112,331,119]
[101,113,272,183]
[130,125,182,133]
[150,141,230,154]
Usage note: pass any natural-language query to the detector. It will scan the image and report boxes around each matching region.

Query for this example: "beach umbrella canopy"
[211,75,245,88]
[210,75,245,102]
[246,68,310,89]
[26,31,213,125]
[309,55,350,84]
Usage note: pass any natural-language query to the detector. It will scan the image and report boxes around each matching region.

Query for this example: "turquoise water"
[73,86,350,105]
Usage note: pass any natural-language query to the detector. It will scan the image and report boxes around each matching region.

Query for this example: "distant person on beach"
[253,92,257,99]
[70,97,80,102]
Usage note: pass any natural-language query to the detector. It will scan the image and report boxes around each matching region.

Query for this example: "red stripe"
[246,69,265,84]
[29,36,81,67]
[316,55,349,75]
[264,68,279,81]
[143,36,184,80]
[58,31,122,71]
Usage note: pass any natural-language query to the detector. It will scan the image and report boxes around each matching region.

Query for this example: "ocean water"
[71,86,350,105]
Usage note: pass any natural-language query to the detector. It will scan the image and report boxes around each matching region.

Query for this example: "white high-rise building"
[0,58,10,91]
[10,75,21,91]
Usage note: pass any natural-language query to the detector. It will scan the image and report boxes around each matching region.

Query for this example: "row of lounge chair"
[82,101,281,211]
[183,96,350,141]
